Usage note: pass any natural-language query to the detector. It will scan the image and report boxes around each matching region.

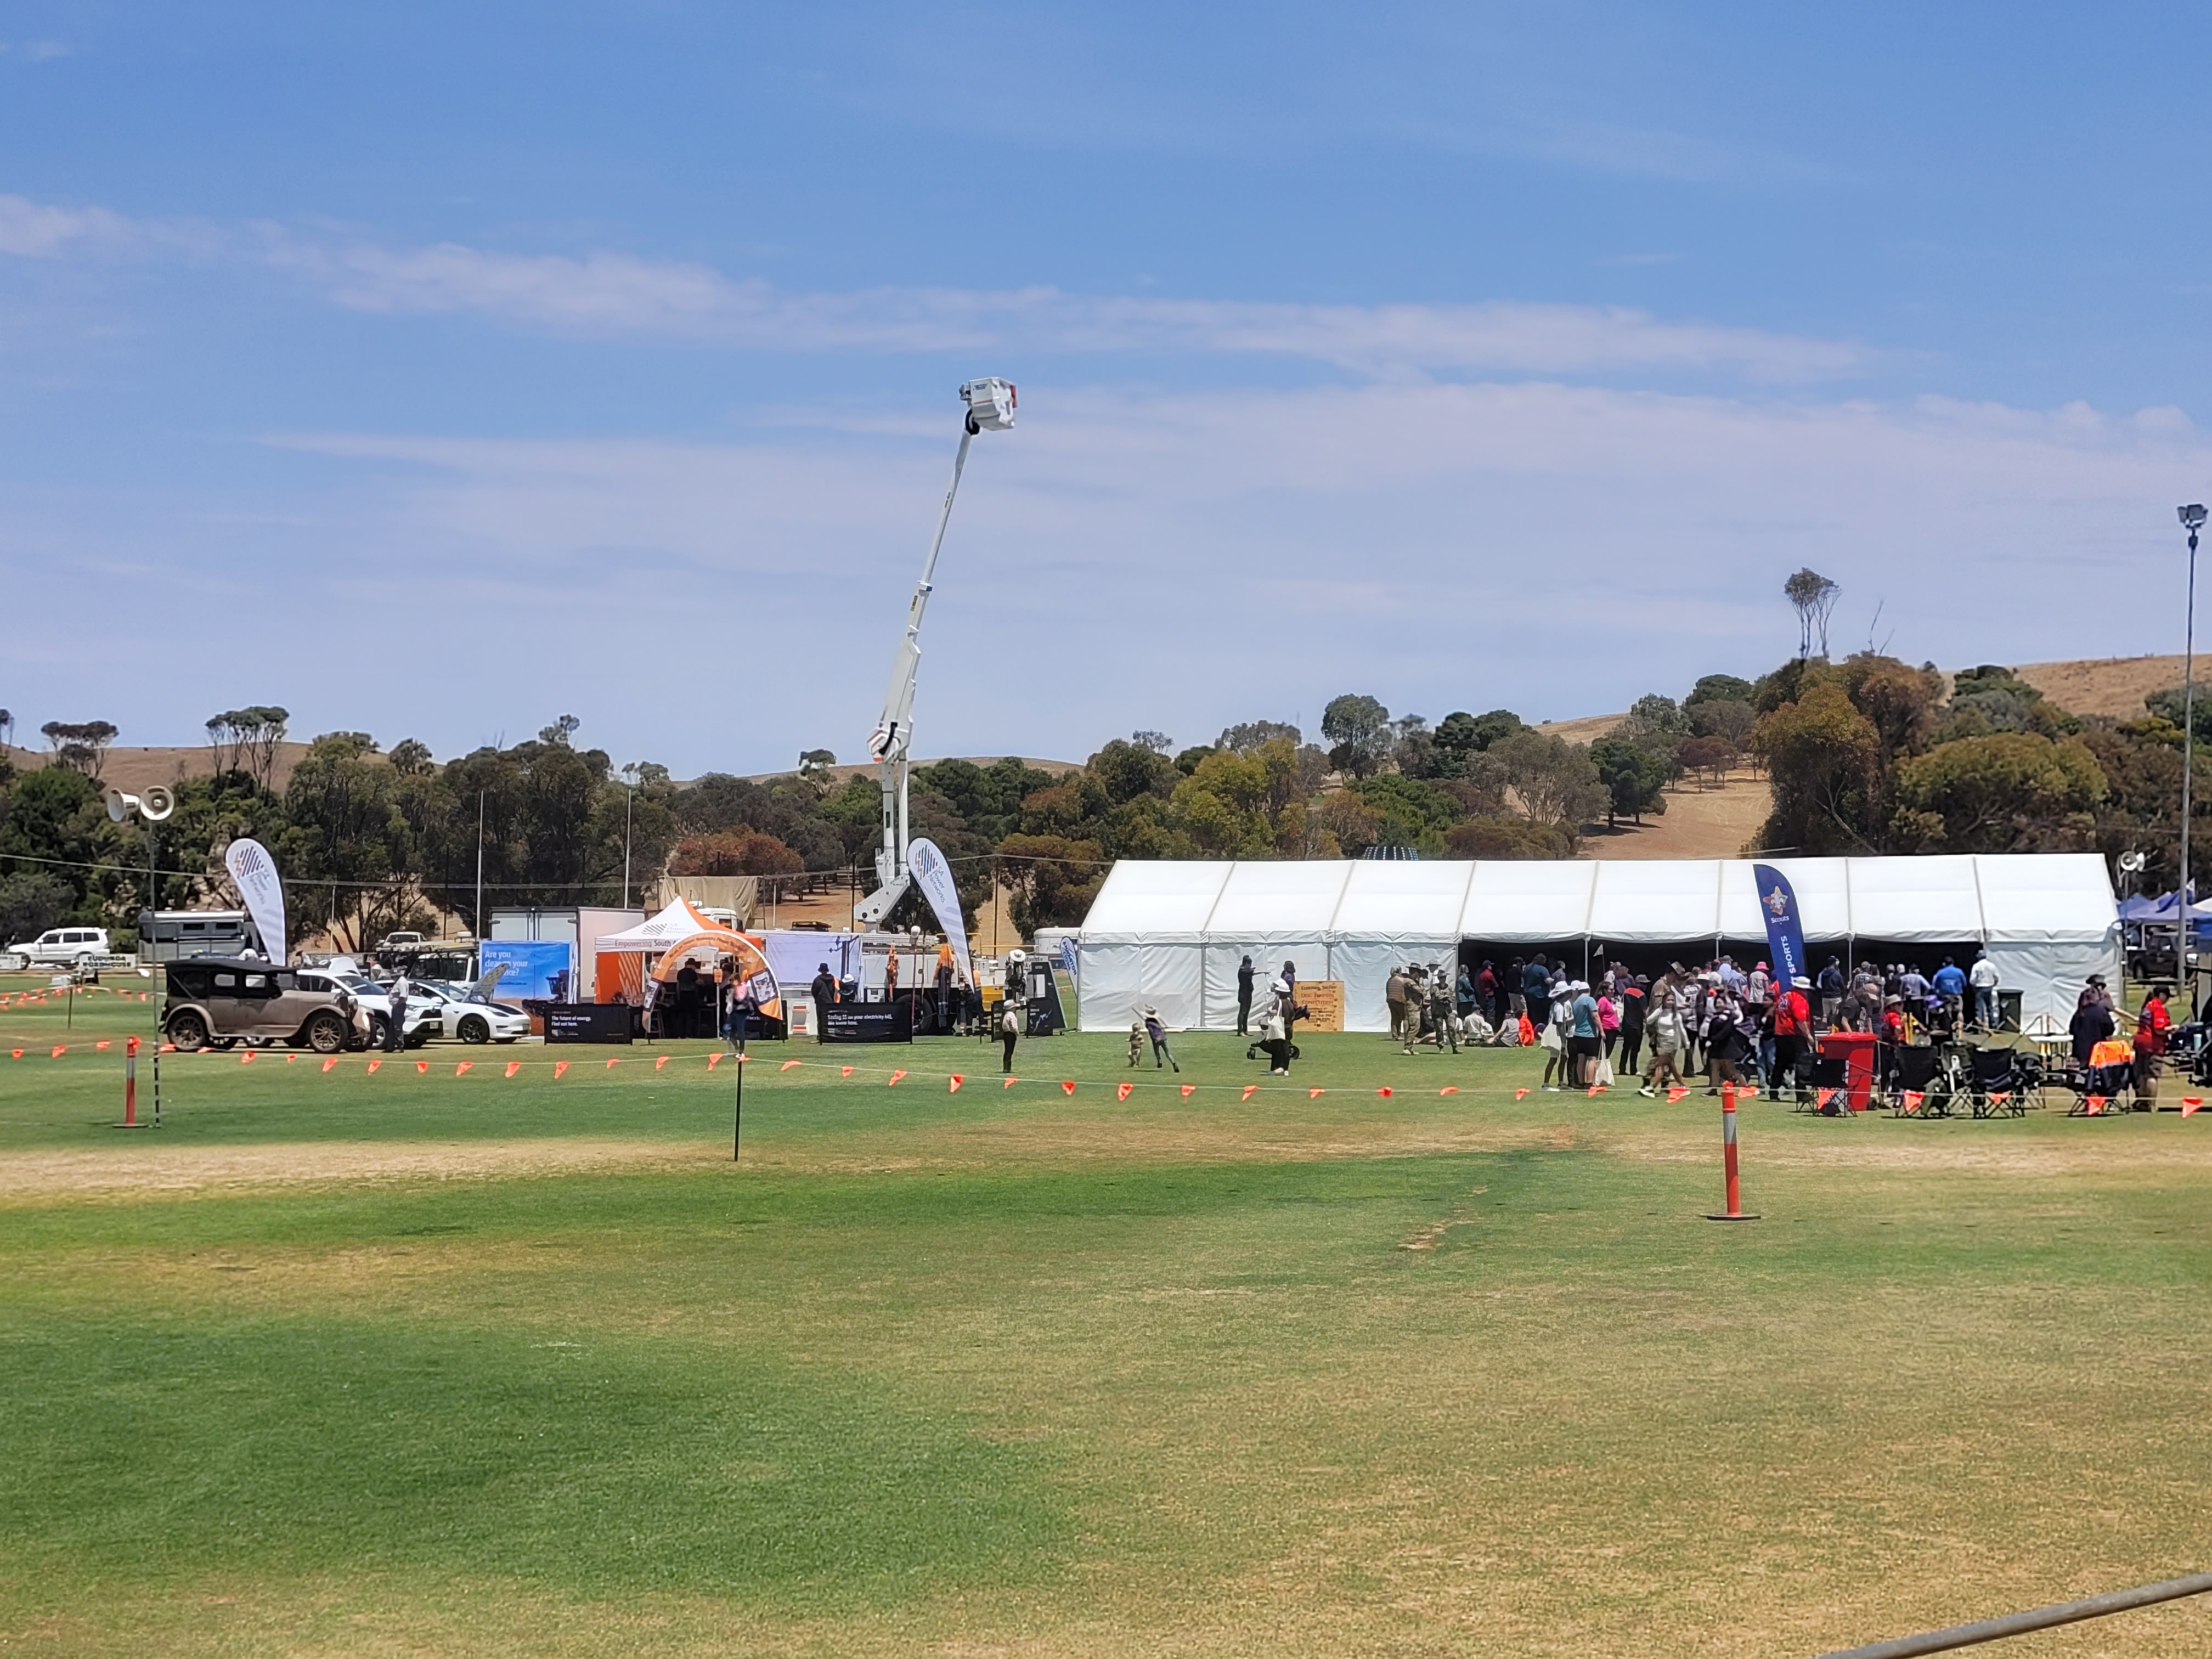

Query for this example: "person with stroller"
[1259,1003,1292,1076]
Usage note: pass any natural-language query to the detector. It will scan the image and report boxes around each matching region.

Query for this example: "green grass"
[4,972,2212,1656]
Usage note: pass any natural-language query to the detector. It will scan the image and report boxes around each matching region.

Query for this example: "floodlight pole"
[2182,506,2205,1012]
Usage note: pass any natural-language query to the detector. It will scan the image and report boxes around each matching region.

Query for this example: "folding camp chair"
[1796,1054,1849,1114]
[1887,1045,1941,1116]
[1967,1044,2033,1118]
[2064,1060,2135,1117]
[1924,1041,1974,1118]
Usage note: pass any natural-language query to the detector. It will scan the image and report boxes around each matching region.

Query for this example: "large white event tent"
[1076,855,2120,1033]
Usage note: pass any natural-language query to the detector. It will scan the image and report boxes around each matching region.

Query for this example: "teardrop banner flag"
[1116,1082,1132,1101]
[905,837,974,992]
[223,836,287,963]
[1750,861,1810,994]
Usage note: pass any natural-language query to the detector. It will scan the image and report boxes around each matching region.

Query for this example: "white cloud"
[0,193,1866,379]
[0,194,131,257]
[262,234,1868,380]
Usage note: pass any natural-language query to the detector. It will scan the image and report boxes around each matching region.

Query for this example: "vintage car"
[162,957,358,1053]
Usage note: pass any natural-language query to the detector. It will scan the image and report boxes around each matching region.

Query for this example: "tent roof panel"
[1845,855,1984,941]
[1974,852,2119,943]
[1588,860,1721,944]
[1330,859,1477,942]
[1076,854,2115,948]
[1457,859,1598,941]
[1206,860,1353,937]
[1080,860,1231,941]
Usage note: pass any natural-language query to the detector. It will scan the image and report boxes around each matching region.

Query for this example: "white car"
[303,971,439,1049]
[6,926,111,967]
[413,981,530,1045]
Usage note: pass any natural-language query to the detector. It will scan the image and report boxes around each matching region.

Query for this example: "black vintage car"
[162,957,358,1053]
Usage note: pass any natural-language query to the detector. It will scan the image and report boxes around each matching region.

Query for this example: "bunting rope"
[4,1042,2205,1114]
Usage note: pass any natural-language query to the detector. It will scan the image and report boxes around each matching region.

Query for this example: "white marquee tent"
[1076,854,2120,1033]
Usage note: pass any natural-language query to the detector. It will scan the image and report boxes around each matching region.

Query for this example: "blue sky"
[3,2,2210,776]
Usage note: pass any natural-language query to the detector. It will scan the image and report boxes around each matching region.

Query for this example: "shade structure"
[1076,854,2120,1033]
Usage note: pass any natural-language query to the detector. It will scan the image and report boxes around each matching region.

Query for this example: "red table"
[1819,1030,1879,1112]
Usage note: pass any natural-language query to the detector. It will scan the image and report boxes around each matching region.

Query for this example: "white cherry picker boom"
[854,377,1016,927]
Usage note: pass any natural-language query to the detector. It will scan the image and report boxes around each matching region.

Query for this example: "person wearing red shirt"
[1772,974,1814,1102]
[2134,983,2173,1102]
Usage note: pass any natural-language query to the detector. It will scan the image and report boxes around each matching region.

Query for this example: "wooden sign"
[1296,979,1345,1033]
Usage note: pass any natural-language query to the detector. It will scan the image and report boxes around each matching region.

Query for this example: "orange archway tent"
[649,928,782,1021]
[594,896,721,1007]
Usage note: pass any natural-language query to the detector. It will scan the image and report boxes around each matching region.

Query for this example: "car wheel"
[168,1009,210,1050]
[405,1031,428,1049]
[458,1015,490,1045]
[305,1012,347,1055]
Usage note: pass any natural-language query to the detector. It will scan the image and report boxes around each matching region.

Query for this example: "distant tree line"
[2,608,2202,945]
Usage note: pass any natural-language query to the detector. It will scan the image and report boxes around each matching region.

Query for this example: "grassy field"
[3,974,2211,1657]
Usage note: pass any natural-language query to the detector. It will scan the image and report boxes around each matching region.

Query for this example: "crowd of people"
[1450,947,2016,1102]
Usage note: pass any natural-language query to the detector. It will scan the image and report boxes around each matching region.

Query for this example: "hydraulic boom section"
[855,377,1015,927]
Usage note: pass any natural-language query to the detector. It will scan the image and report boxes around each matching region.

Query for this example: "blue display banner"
[478,939,575,1001]
[1750,864,1810,990]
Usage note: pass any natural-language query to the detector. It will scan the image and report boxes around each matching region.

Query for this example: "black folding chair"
[1888,1045,1941,1116]
[2066,1059,2135,1116]
[1967,1044,2033,1118]
[1795,1054,1849,1114]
